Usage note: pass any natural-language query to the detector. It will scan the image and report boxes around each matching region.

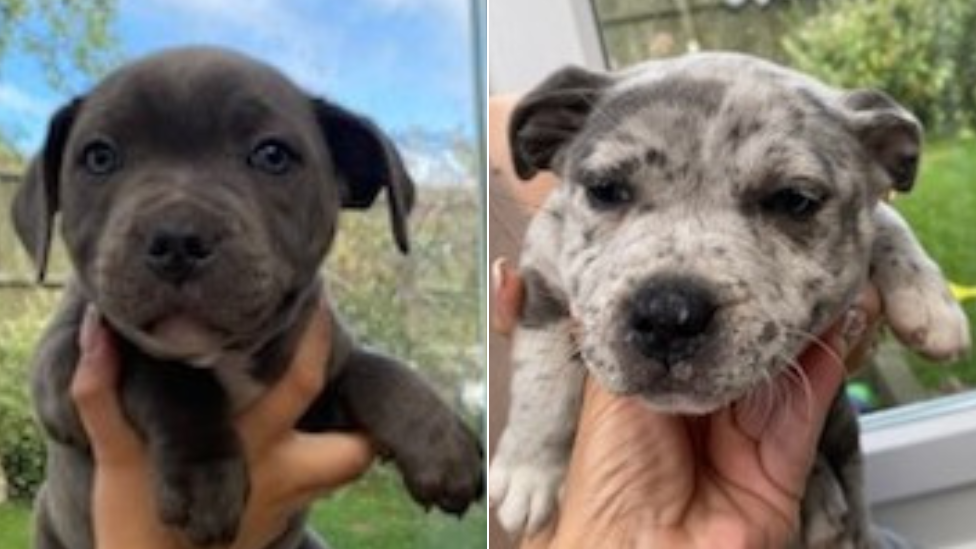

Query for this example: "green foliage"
[0,469,487,548]
[892,136,976,392]
[328,187,482,415]
[0,0,120,90]
[783,0,976,134]
[0,0,121,157]
[0,290,58,501]
[311,469,485,549]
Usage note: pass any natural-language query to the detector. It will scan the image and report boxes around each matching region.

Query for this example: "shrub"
[0,291,58,501]
[784,0,976,135]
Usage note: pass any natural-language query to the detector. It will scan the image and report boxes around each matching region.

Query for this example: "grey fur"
[518,268,569,329]
[15,47,483,549]
[491,53,968,547]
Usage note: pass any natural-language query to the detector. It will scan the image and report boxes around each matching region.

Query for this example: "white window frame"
[488,0,976,544]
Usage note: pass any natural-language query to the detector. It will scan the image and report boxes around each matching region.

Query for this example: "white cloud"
[0,83,55,120]
[135,0,343,89]
[121,0,475,137]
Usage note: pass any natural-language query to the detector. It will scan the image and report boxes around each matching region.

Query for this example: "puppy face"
[14,47,415,363]
[513,53,921,412]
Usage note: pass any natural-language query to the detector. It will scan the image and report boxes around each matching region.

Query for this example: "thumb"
[71,307,145,465]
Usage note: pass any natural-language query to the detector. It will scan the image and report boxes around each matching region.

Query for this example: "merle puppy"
[490,53,969,548]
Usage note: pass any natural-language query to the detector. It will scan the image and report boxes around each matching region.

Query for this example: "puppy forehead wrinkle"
[730,135,835,186]
[574,133,648,175]
[80,53,314,141]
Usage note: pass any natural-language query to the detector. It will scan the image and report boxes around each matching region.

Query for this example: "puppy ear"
[842,89,921,193]
[509,65,612,180]
[12,98,82,281]
[312,99,415,254]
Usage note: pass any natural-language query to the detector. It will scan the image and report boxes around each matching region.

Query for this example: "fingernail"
[491,257,510,295]
[79,306,101,354]
[840,308,867,355]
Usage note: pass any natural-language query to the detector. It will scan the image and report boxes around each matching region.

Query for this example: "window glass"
[0,1,484,546]
[589,0,976,414]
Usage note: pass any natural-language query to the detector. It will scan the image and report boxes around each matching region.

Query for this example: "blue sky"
[0,0,476,156]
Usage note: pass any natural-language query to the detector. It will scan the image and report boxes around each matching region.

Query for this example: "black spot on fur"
[644,148,668,168]
[810,300,830,326]
[542,208,564,222]
[727,118,766,152]
[582,227,595,245]
[759,322,779,344]
[519,268,569,328]
[576,157,640,188]
[805,278,825,294]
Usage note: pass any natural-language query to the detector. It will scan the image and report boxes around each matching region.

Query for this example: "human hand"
[491,260,881,549]
[71,304,374,549]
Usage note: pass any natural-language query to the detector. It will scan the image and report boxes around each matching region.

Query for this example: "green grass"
[312,469,485,549]
[889,134,976,393]
[0,502,31,548]
[0,469,485,548]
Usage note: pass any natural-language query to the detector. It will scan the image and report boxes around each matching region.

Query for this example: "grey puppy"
[490,53,969,548]
[13,47,483,549]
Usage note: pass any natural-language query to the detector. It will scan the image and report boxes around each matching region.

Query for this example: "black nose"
[144,226,216,284]
[627,279,717,366]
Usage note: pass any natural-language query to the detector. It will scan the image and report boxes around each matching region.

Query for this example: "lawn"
[0,469,486,548]
[886,134,976,394]
[0,503,31,548]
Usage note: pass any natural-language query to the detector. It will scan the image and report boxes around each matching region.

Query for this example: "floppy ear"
[509,65,612,180]
[842,89,922,193]
[312,99,415,254]
[12,98,82,281]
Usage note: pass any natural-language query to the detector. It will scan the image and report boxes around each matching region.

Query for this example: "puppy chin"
[120,315,226,366]
[639,394,727,416]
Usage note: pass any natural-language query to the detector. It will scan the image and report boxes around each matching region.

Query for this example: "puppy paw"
[885,285,971,362]
[157,456,249,546]
[488,457,563,535]
[393,413,484,515]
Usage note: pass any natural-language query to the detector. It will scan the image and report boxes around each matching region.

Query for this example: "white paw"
[489,459,563,535]
[885,286,971,361]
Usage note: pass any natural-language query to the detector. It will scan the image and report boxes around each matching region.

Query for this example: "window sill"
[861,391,976,504]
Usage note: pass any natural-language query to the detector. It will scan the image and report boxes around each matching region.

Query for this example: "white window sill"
[862,392,976,504]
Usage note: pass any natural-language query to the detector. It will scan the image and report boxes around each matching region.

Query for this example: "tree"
[0,0,121,157]
[328,184,482,415]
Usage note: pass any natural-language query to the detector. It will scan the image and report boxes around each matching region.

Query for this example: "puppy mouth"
[113,313,231,366]
[149,314,225,356]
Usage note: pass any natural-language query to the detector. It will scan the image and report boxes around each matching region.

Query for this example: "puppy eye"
[248,139,298,175]
[585,180,633,210]
[81,140,121,176]
[761,187,825,219]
